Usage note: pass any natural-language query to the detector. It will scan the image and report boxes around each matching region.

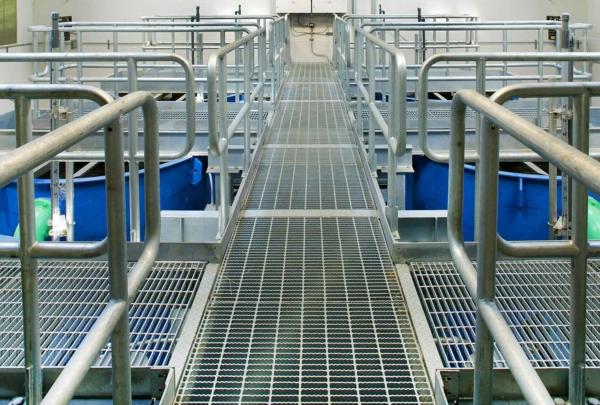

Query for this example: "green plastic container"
[588,196,600,240]
[13,198,52,242]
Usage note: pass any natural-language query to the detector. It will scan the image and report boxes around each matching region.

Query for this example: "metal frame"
[417,52,600,162]
[30,15,288,102]
[352,25,406,236]
[448,82,600,404]
[208,27,268,237]
[0,52,194,242]
[0,84,160,405]
[334,15,592,95]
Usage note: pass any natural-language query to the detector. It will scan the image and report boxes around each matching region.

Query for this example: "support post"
[473,116,500,405]
[367,41,376,172]
[104,118,131,404]
[243,42,252,173]
[15,96,42,405]
[127,58,141,242]
[219,57,230,236]
[569,93,590,405]
[355,32,364,144]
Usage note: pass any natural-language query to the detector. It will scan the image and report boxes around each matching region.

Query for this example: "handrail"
[0,85,160,405]
[4,52,193,242]
[208,27,267,237]
[342,14,479,22]
[449,83,600,404]
[417,52,600,162]
[0,52,195,161]
[352,25,406,236]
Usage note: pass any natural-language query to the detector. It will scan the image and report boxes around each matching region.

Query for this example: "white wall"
[33,0,274,23]
[31,0,592,63]
[357,0,585,22]
[0,0,34,114]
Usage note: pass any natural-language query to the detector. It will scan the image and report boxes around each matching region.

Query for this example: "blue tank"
[408,156,564,241]
[0,157,210,241]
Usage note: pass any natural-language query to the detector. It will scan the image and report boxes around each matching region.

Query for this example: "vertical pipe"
[474,59,486,239]
[367,41,376,172]
[243,42,251,173]
[548,98,558,239]
[235,31,241,101]
[127,58,141,242]
[560,13,574,237]
[77,32,84,119]
[219,57,230,236]
[50,15,61,242]
[104,119,131,404]
[537,28,544,126]
[113,29,119,98]
[65,161,74,241]
[569,93,589,405]
[15,97,42,405]
[472,116,500,405]
[32,31,40,118]
[502,30,508,88]
[258,32,265,137]
[355,32,364,145]
[387,62,398,236]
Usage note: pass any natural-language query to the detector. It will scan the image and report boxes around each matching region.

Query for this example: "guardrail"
[208,27,267,237]
[361,20,591,63]
[30,14,289,101]
[0,52,195,242]
[335,14,592,91]
[0,84,160,405]
[417,52,600,162]
[352,25,406,236]
[448,82,600,405]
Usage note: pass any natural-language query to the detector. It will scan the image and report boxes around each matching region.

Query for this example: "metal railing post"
[473,114,499,405]
[127,58,141,242]
[367,40,376,171]
[258,32,266,137]
[243,41,252,173]
[104,116,131,405]
[569,92,590,405]
[219,56,230,236]
[15,96,42,405]
[355,32,364,143]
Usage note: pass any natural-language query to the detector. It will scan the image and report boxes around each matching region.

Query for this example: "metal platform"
[174,63,433,404]
[410,260,600,369]
[0,260,205,368]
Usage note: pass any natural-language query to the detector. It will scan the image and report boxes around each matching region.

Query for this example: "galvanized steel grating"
[0,260,205,367]
[268,128,354,145]
[286,63,337,83]
[246,148,374,210]
[270,101,351,133]
[279,82,343,101]
[175,217,433,404]
[410,260,600,369]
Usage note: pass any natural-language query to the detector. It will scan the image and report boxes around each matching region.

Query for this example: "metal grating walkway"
[0,260,205,367]
[411,260,600,369]
[175,63,433,404]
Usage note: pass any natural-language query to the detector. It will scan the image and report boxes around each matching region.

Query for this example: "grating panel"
[175,63,433,404]
[268,129,354,145]
[286,63,337,83]
[246,148,374,210]
[176,218,432,404]
[411,260,600,369]
[0,260,205,367]
[279,82,342,101]
[270,101,351,133]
